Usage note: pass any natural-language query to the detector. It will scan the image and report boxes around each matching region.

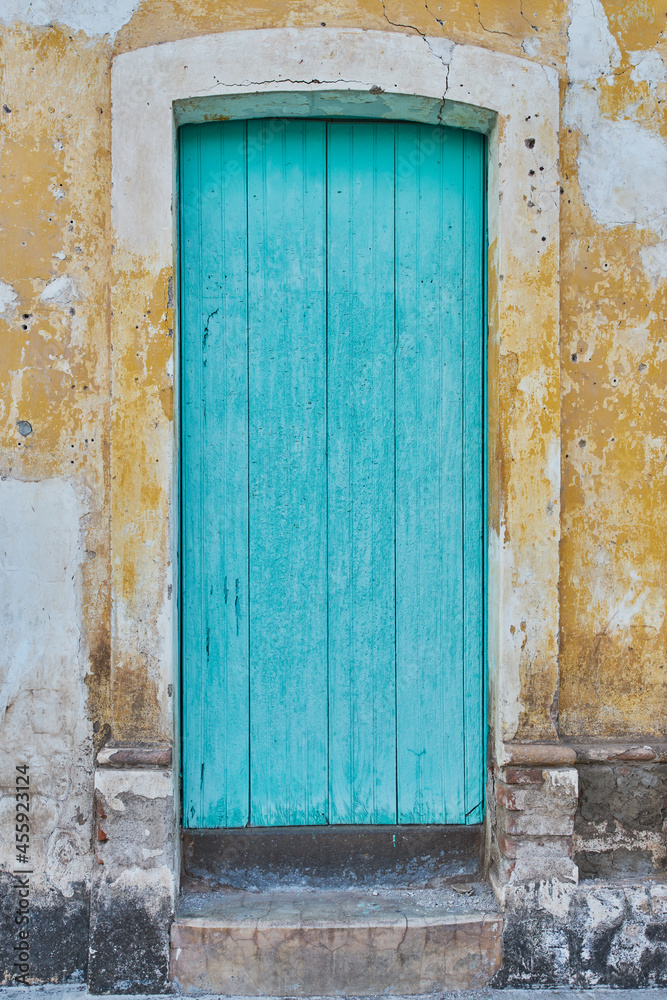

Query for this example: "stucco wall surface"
[0,479,91,983]
[0,0,666,987]
[1,0,665,763]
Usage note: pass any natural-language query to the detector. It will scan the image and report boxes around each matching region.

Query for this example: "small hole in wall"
[571,353,578,362]
[525,138,535,149]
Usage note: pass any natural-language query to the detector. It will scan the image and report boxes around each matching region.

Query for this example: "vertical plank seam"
[219,121,228,828]
[393,123,399,824]
[482,134,489,822]
[325,121,331,826]
[245,119,251,828]
[197,125,205,827]
[177,128,185,825]
[462,132,468,822]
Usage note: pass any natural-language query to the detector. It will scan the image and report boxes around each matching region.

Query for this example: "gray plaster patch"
[41,275,78,306]
[0,281,18,317]
[564,0,667,274]
[566,0,620,84]
[0,479,92,918]
[0,0,140,37]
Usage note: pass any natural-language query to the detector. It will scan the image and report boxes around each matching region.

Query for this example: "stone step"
[170,885,502,995]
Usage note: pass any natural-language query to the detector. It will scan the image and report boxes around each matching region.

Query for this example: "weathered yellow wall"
[0,27,112,746]
[558,0,667,737]
[1,0,665,745]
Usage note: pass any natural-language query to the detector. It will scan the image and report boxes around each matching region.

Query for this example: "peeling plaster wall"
[0,22,110,983]
[0,479,91,982]
[1,0,663,800]
[559,0,667,737]
[1,0,667,987]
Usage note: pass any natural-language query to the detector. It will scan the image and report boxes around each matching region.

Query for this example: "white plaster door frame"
[109,28,561,835]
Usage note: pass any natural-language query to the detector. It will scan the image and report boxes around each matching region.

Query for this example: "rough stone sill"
[96,742,172,768]
[502,740,667,766]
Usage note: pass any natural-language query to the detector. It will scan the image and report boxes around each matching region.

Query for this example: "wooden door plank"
[247,120,329,826]
[327,122,397,824]
[180,121,250,828]
[180,118,486,831]
[462,131,486,824]
[395,124,466,823]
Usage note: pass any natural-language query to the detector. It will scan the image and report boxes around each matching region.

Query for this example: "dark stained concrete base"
[182,825,483,890]
[497,879,667,988]
[0,876,89,987]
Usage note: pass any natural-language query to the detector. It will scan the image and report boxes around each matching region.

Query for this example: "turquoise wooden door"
[180,118,485,829]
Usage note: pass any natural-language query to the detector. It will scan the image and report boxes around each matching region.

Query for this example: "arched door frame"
[103,26,560,910]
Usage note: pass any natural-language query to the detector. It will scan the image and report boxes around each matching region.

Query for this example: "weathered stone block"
[495,836,578,886]
[88,767,176,994]
[493,767,578,884]
[497,802,574,837]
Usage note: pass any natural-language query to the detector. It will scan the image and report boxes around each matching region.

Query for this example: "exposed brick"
[503,767,545,785]
[495,783,519,810]
[498,832,522,859]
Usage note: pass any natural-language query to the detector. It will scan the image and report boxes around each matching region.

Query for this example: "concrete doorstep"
[171,886,501,995]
